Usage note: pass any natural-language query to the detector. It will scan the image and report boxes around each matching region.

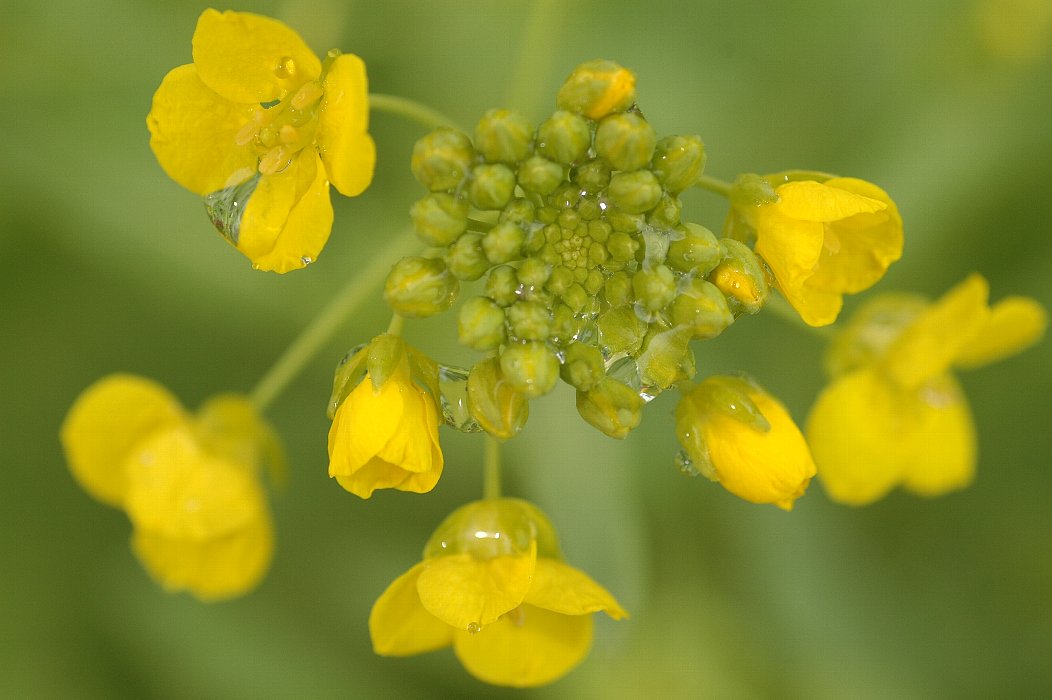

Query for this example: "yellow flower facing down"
[731,174,904,326]
[369,499,627,688]
[327,335,443,498]
[147,9,376,273]
[807,274,1047,505]
[675,375,816,510]
[60,375,283,600]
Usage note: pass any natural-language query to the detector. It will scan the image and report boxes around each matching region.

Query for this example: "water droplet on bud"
[438,364,483,433]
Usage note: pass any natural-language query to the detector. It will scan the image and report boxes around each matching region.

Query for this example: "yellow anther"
[235,119,260,146]
[258,145,290,175]
[279,124,300,145]
[274,55,296,80]
[291,81,324,110]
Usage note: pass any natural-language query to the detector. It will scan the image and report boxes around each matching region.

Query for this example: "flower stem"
[483,435,502,500]
[504,0,562,113]
[386,313,406,337]
[368,93,459,131]
[249,229,419,412]
[695,173,733,198]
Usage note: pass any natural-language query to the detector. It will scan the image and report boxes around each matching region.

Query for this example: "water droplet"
[466,622,481,634]
[438,364,482,433]
[675,449,699,476]
[301,256,313,266]
[274,56,296,79]
[203,173,261,245]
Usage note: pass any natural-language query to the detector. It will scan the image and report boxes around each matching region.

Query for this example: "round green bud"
[607,230,639,262]
[446,233,490,281]
[547,266,575,295]
[587,241,609,267]
[647,194,682,228]
[549,303,582,344]
[573,159,612,193]
[652,135,706,192]
[576,377,644,439]
[667,222,721,275]
[560,342,605,391]
[384,256,459,318]
[604,272,632,307]
[474,108,533,164]
[636,324,694,390]
[409,193,468,247]
[500,197,536,225]
[517,257,551,289]
[467,358,530,440]
[482,221,525,264]
[595,113,657,172]
[584,269,605,296]
[606,170,663,215]
[604,206,645,233]
[561,283,589,313]
[469,163,516,210]
[411,127,474,191]
[536,205,559,225]
[556,59,637,120]
[485,265,520,306]
[588,219,612,243]
[550,184,581,210]
[500,341,560,398]
[632,264,677,312]
[708,238,770,315]
[507,300,552,341]
[670,278,734,339]
[597,305,647,356]
[523,224,546,254]
[577,196,602,221]
[517,156,565,196]
[536,110,591,165]
[458,296,508,351]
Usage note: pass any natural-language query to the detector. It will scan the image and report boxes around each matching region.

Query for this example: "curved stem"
[695,173,733,198]
[368,93,459,131]
[483,435,502,500]
[249,229,420,412]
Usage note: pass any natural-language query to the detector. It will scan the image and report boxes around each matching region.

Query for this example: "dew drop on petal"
[203,173,261,245]
[466,622,481,634]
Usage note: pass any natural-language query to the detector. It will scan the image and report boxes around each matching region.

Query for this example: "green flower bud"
[667,222,721,274]
[652,135,706,193]
[577,196,602,221]
[536,206,558,225]
[606,230,639,262]
[485,265,520,306]
[469,163,516,210]
[466,358,530,440]
[409,193,468,247]
[605,207,645,233]
[500,341,560,398]
[573,159,612,193]
[576,377,644,439]
[556,59,637,120]
[500,197,536,225]
[595,113,657,172]
[446,233,490,281]
[597,305,647,355]
[647,194,682,228]
[411,127,474,191]
[708,239,770,315]
[587,241,609,267]
[549,303,583,344]
[536,110,591,165]
[507,300,552,341]
[670,278,734,338]
[458,296,508,351]
[632,264,677,313]
[517,257,551,289]
[584,269,605,296]
[636,324,694,390]
[604,272,632,307]
[384,256,459,318]
[482,221,525,264]
[550,184,582,210]
[517,156,565,195]
[606,170,663,214]
[560,342,605,391]
[523,223,546,253]
[588,219,612,243]
[474,108,533,164]
[561,283,590,313]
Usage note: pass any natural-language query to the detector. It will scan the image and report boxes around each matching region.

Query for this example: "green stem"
[483,435,502,500]
[386,313,406,337]
[368,93,459,131]
[504,0,563,113]
[695,173,733,198]
[249,229,420,412]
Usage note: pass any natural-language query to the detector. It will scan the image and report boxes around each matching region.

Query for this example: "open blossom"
[147,9,375,272]
[807,274,1047,505]
[369,499,627,688]
[60,375,282,600]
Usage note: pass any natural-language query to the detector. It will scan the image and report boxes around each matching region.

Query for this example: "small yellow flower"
[369,499,627,688]
[807,274,1047,505]
[733,175,904,326]
[147,9,375,273]
[327,336,443,498]
[675,375,816,510]
[60,375,282,600]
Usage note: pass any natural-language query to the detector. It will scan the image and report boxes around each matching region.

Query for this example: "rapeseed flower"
[147,9,375,272]
[807,274,1047,505]
[369,498,627,687]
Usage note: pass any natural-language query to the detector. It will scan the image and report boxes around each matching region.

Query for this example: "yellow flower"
[60,375,283,600]
[327,335,443,498]
[807,274,1047,505]
[369,499,627,688]
[147,9,375,273]
[675,375,816,510]
[733,174,904,326]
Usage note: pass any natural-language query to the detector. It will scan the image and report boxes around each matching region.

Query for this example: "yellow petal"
[191,9,321,104]
[524,559,628,619]
[328,373,406,477]
[883,274,991,389]
[131,513,273,601]
[60,374,185,507]
[334,459,411,499]
[417,549,536,631]
[955,296,1048,369]
[754,207,824,290]
[317,53,376,197]
[397,395,444,494]
[774,180,887,222]
[899,374,977,497]
[453,605,593,688]
[147,64,258,196]
[369,562,455,656]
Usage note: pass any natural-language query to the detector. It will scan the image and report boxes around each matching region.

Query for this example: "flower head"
[147,9,375,273]
[807,274,1047,505]
[327,334,443,498]
[369,498,627,688]
[675,375,816,510]
[730,173,904,326]
[60,374,282,600]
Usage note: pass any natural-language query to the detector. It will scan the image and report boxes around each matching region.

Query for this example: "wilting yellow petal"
[317,53,376,197]
[369,562,455,656]
[60,374,185,508]
[955,295,1047,370]
[453,605,593,688]
[416,549,536,631]
[524,559,628,619]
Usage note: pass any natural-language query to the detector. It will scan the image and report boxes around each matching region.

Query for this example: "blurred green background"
[2,0,1050,697]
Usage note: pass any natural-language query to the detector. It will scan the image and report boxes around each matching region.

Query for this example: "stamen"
[258,145,290,175]
[235,119,260,146]
[279,124,300,145]
[291,82,324,110]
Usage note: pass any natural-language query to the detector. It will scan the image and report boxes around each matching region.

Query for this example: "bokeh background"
[2,0,1050,697]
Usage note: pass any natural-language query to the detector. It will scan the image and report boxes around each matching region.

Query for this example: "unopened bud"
[485,265,520,306]
[469,163,516,210]
[667,222,720,274]
[445,233,490,281]
[474,108,533,164]
[576,377,644,439]
[560,342,606,391]
[466,358,530,440]
[500,341,560,398]
[556,59,637,120]
[482,221,525,264]
[411,127,474,191]
[458,296,508,351]
[595,112,657,172]
[670,278,734,338]
[606,170,662,214]
[518,156,565,195]
[597,305,647,356]
[652,135,705,193]
[507,300,552,341]
[708,239,769,315]
[383,256,459,317]
[632,264,677,313]
[536,110,591,165]
[410,193,468,247]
